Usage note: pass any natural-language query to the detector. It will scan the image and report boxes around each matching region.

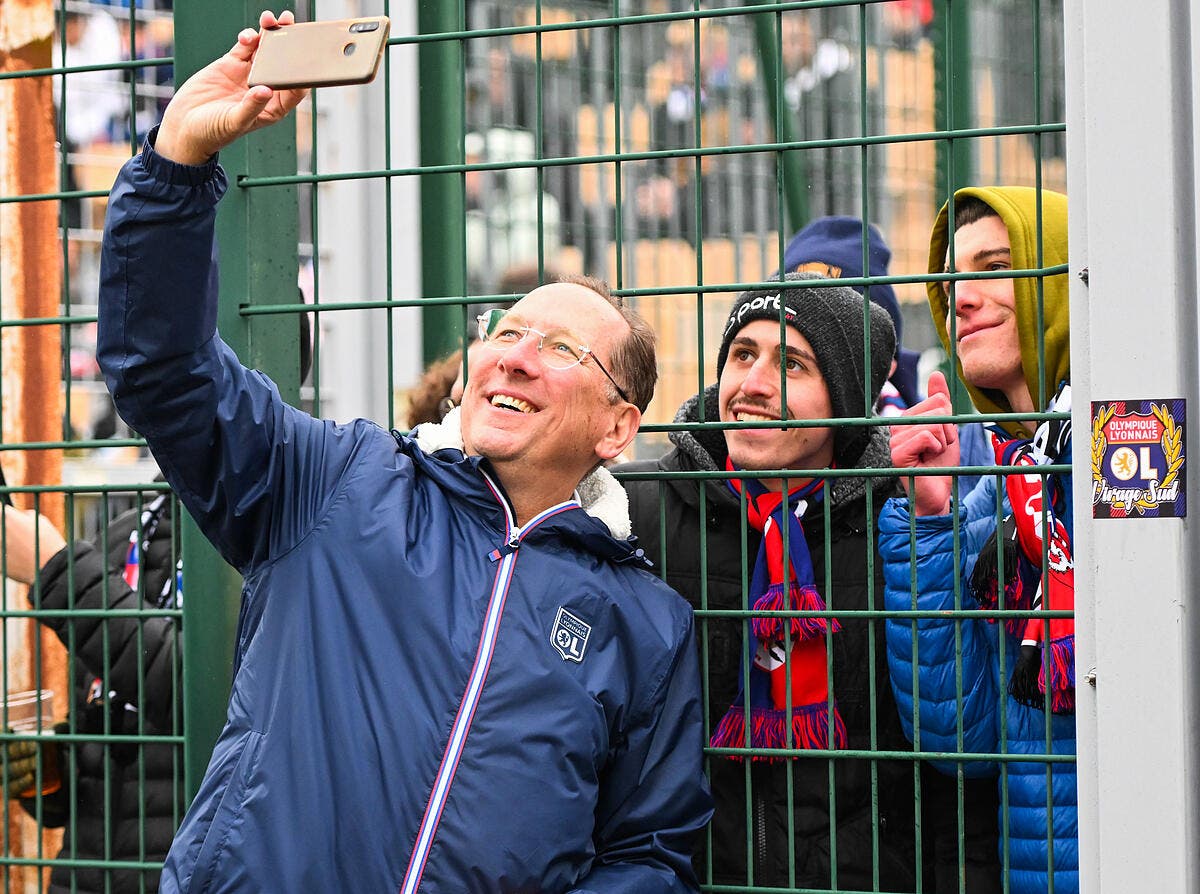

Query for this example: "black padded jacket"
[22,495,182,894]
[619,386,999,892]
[619,386,1003,892]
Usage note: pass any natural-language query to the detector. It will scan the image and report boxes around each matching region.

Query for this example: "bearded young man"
[621,275,931,891]
[95,11,711,892]
[881,186,1076,894]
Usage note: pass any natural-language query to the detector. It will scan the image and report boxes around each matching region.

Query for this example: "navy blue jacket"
[97,136,712,893]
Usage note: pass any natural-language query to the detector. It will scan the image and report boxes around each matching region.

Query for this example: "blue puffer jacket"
[878,475,1078,894]
[96,135,712,893]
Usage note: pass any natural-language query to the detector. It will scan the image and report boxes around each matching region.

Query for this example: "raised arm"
[881,369,1001,772]
[878,485,1001,776]
[96,14,352,572]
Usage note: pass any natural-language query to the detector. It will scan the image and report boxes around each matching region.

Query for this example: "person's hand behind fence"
[889,371,960,517]
[2,736,38,800]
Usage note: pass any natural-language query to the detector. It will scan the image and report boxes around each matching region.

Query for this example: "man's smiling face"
[718,318,834,490]
[944,212,1026,410]
[459,282,631,486]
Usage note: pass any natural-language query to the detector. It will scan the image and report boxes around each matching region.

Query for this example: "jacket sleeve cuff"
[141,125,222,188]
[880,495,957,534]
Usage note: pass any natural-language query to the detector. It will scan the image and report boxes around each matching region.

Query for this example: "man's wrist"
[914,500,952,517]
[140,125,223,190]
[914,481,952,517]
[149,124,215,168]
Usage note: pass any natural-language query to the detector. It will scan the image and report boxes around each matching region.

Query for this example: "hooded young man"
[94,12,711,892]
[880,186,1076,894]
[621,274,927,890]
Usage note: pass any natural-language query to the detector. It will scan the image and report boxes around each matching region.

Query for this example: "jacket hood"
[409,406,633,543]
[666,384,894,510]
[927,186,1069,436]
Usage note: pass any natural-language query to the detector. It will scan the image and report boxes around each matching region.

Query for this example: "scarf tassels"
[710,701,848,756]
[750,581,840,643]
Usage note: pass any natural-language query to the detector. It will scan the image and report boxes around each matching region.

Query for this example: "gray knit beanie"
[715,272,897,468]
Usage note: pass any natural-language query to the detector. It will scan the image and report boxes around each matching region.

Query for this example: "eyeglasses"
[476,308,631,404]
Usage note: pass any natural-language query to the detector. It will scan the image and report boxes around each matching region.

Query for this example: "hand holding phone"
[156,9,310,165]
[248,16,391,89]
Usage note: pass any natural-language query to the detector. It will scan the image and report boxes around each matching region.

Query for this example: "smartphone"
[248,16,390,89]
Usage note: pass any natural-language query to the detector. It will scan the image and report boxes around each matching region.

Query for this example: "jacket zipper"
[399,473,579,893]
[754,788,768,880]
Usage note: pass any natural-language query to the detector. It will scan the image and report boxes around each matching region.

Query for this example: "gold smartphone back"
[248,16,390,89]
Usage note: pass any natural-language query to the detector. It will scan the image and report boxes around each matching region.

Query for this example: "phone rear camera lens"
[343,42,357,57]
[349,21,379,32]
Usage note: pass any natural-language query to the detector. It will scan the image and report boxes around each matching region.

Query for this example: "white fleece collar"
[412,407,632,541]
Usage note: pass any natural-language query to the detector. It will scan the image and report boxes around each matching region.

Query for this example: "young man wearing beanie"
[785,221,1003,889]
[620,274,922,890]
[782,215,923,412]
[880,186,1076,894]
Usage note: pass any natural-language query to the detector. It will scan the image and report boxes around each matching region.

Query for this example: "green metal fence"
[0,0,1069,890]
[1,1,189,890]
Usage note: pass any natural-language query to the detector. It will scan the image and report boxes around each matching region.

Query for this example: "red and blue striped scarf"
[710,459,847,760]
[972,387,1075,714]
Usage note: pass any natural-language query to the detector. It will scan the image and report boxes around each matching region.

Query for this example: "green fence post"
[744,0,808,236]
[172,0,300,798]
[932,0,975,415]
[418,1,467,365]
[933,0,974,202]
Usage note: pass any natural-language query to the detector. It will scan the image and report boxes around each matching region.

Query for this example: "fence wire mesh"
[0,0,1070,891]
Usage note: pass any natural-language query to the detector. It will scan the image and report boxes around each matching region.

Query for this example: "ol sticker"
[1091,399,1186,519]
[550,607,591,663]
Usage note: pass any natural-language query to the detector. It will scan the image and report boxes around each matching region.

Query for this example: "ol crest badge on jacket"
[551,607,592,662]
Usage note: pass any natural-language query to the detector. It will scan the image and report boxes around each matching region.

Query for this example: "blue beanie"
[781,216,902,352]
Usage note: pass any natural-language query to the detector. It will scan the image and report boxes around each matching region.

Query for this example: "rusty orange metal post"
[0,0,68,883]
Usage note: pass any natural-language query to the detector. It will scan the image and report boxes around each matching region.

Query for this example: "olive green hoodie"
[926,186,1069,436]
